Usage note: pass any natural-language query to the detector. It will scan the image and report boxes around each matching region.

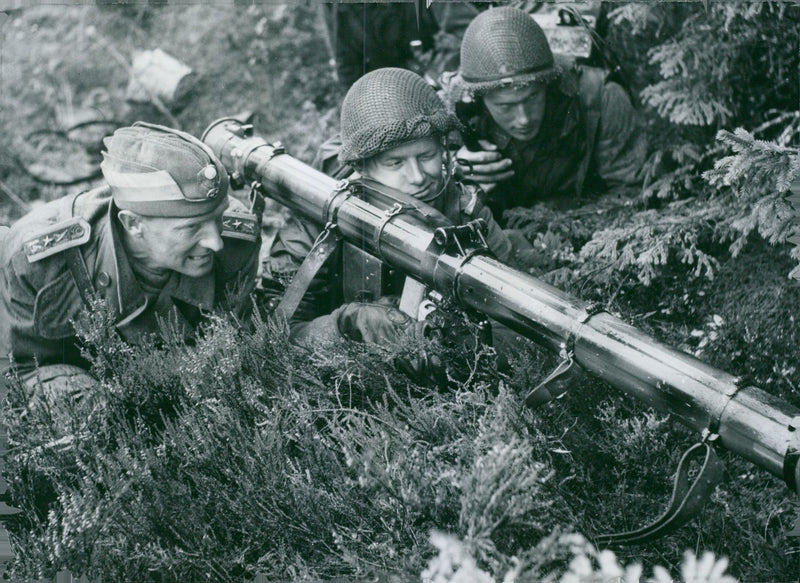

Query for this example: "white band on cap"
[102,166,185,204]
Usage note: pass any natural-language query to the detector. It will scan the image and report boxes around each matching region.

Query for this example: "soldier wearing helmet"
[263,67,526,345]
[0,123,262,399]
[452,6,647,221]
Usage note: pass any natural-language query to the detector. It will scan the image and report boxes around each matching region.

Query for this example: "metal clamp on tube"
[322,179,354,225]
[374,203,405,262]
[784,448,800,494]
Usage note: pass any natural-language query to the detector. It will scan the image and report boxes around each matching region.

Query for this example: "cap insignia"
[197,164,220,199]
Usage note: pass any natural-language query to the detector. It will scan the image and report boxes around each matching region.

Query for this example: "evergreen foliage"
[507,1,800,288]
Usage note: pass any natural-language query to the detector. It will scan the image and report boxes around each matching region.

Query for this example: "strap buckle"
[524,343,575,408]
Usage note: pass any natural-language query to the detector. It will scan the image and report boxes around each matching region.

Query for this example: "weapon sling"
[272,177,353,322]
[65,247,97,307]
[594,440,724,546]
[274,221,342,322]
[524,302,725,544]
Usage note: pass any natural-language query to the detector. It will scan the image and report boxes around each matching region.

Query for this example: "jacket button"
[97,271,112,288]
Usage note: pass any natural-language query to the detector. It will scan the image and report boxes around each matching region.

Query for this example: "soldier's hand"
[455,140,514,188]
[336,302,415,344]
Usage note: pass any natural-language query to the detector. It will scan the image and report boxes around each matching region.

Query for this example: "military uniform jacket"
[0,186,261,376]
[469,63,648,220]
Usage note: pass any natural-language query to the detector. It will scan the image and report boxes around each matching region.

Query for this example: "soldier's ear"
[117,210,145,237]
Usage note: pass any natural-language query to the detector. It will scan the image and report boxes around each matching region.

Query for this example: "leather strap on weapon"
[273,221,342,322]
[64,247,97,308]
[524,347,575,408]
[272,178,353,321]
[593,438,724,547]
[524,302,604,407]
[524,297,726,545]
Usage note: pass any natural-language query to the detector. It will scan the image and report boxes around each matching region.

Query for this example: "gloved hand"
[455,140,514,192]
[336,302,416,344]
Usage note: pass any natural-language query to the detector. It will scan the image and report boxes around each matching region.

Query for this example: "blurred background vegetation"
[0,2,799,582]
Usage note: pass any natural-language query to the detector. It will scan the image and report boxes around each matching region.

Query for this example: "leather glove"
[336,302,415,344]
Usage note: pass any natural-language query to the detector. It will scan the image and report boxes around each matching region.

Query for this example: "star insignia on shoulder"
[221,210,259,243]
[23,217,91,263]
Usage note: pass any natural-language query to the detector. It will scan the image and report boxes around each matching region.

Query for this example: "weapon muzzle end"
[201,117,245,144]
[784,448,800,494]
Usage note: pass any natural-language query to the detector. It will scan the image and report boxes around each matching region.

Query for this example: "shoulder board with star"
[23,217,91,263]
[221,210,259,242]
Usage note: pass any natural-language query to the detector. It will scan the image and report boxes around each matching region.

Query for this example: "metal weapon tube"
[203,118,800,491]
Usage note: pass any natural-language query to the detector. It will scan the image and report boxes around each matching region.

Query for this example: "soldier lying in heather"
[0,123,261,402]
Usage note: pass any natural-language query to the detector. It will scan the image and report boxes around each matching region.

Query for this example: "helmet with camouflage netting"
[338,67,461,165]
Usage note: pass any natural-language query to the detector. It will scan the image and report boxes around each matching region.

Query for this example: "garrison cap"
[460,6,560,96]
[100,122,229,217]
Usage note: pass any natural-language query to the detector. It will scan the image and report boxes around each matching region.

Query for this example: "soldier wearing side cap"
[0,122,262,400]
[450,7,648,221]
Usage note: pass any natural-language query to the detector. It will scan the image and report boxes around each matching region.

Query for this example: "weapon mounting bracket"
[433,219,489,256]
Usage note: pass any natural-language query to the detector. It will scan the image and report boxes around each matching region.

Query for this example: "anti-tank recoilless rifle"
[203,118,800,546]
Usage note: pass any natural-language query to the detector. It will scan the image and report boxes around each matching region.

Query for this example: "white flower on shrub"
[560,545,642,583]
[421,532,740,583]
[672,551,738,583]
[421,531,493,583]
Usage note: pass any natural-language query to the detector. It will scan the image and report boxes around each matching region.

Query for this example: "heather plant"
[1,300,573,581]
[10,305,781,581]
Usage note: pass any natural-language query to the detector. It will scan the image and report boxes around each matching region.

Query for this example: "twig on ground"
[0,180,31,213]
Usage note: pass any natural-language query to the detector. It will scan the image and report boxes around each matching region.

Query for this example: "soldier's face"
[362,137,445,201]
[483,83,546,142]
[133,202,227,277]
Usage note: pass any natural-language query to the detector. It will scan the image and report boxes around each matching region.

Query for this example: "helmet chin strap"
[416,139,455,205]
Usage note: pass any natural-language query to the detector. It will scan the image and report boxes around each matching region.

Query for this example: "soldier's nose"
[200,223,224,253]
[407,160,425,185]
[515,105,530,125]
